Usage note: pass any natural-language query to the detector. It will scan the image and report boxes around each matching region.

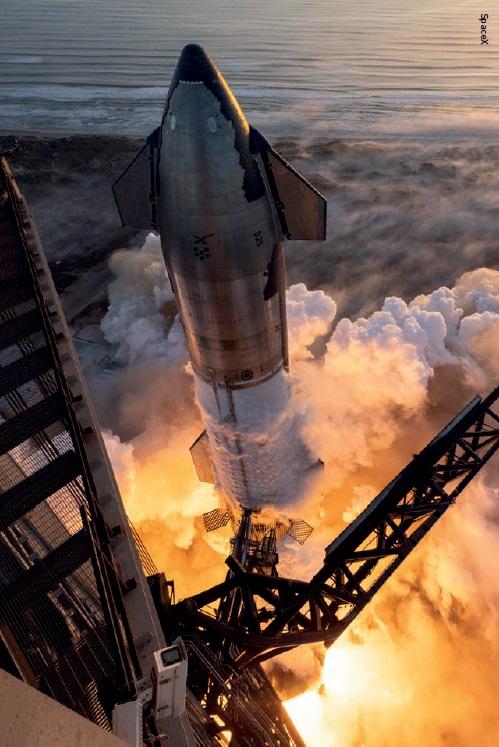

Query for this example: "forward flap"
[251,127,327,241]
[112,128,160,230]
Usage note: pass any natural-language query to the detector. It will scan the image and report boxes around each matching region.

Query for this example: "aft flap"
[190,430,215,484]
[112,128,159,230]
[250,127,327,241]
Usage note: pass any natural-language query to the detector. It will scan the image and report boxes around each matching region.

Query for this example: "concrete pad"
[0,668,128,747]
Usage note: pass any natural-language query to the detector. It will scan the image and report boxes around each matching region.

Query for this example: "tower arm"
[174,387,499,669]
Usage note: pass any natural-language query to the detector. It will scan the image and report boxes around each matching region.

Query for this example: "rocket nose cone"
[173,44,220,85]
[164,44,266,203]
[167,43,249,134]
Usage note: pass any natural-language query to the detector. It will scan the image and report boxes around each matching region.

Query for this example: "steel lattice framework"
[0,156,165,729]
[173,386,499,670]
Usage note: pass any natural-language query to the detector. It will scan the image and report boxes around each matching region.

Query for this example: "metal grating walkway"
[0,157,135,729]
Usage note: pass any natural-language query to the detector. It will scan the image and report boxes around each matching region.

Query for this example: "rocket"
[113,44,326,511]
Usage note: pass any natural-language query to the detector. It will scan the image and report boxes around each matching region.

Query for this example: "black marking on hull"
[250,127,290,238]
[263,243,280,301]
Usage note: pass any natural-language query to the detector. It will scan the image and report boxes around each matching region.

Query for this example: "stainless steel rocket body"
[113,45,326,509]
[158,78,287,388]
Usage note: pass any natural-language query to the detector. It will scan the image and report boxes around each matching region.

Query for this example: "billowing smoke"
[100,232,187,366]
[280,137,499,324]
[298,268,498,482]
[286,282,336,360]
[97,232,498,743]
[273,270,499,747]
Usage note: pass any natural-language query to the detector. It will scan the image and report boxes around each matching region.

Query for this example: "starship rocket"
[113,44,326,510]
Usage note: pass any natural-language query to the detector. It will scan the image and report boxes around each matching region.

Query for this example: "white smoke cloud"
[102,429,137,504]
[293,269,499,494]
[99,235,498,531]
[99,239,332,513]
[283,137,499,325]
[286,282,336,360]
[99,234,498,746]
[279,270,499,747]
[101,233,187,365]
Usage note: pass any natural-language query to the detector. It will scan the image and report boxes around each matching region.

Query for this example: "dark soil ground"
[0,133,146,318]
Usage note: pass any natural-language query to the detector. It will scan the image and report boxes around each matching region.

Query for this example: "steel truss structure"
[184,635,304,746]
[0,157,165,728]
[172,387,499,670]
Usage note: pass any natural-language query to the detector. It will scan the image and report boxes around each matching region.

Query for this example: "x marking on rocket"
[193,233,216,245]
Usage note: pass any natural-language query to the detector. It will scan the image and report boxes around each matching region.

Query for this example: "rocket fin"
[112,128,160,230]
[190,430,216,484]
[250,127,327,241]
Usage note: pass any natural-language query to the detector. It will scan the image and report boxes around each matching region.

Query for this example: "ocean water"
[0,0,498,136]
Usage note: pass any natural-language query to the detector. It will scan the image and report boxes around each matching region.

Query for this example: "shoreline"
[0,128,147,139]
